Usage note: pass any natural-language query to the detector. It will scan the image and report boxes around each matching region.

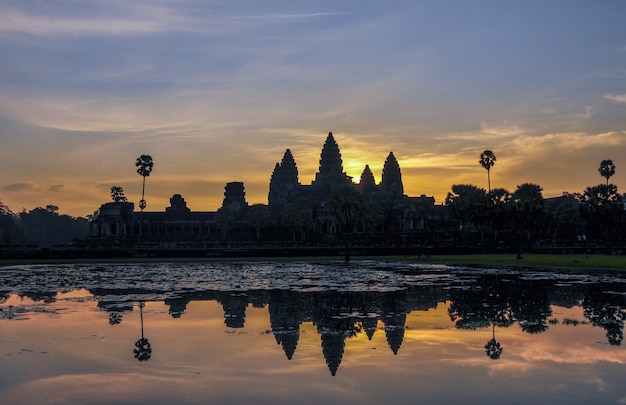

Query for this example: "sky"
[1,0,625,217]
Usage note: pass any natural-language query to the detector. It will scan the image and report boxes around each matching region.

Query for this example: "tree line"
[0,154,154,250]
[0,203,89,249]
[445,153,622,249]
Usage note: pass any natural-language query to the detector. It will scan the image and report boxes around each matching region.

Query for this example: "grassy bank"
[2,252,625,271]
[423,253,626,271]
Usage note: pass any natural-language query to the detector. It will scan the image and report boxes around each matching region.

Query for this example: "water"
[1,260,625,404]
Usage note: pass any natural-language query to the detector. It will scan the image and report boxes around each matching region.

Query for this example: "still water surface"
[1,260,625,404]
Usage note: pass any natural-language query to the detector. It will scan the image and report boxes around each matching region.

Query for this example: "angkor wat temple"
[268,132,407,219]
[89,132,447,249]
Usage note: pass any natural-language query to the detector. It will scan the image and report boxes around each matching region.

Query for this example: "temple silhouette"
[89,132,444,249]
[269,132,402,211]
[86,131,610,255]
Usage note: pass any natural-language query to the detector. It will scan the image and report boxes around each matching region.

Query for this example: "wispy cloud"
[0,3,340,37]
[604,93,626,103]
[480,121,525,137]
[48,184,66,192]
[0,8,163,36]
[1,2,625,215]
[3,182,38,192]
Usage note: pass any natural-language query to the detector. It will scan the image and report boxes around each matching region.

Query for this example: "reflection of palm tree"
[134,302,152,361]
[605,324,624,346]
[109,312,123,325]
[135,154,154,244]
[583,285,626,346]
[485,324,503,360]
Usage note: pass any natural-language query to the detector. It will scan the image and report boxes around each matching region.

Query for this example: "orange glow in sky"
[1,2,625,216]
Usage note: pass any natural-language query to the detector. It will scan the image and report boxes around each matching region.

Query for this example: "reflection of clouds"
[485,360,536,378]
[0,373,208,405]
[519,340,626,366]
[2,285,626,402]
[591,377,608,393]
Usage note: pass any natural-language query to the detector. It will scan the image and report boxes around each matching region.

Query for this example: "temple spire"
[317,132,344,179]
[312,132,352,194]
[279,149,299,185]
[359,165,376,192]
[268,149,301,214]
[381,152,404,196]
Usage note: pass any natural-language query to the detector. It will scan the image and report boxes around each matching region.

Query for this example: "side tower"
[380,152,404,197]
[222,182,248,213]
[165,194,191,215]
[268,149,301,216]
[358,165,377,192]
[358,164,378,202]
[90,201,135,240]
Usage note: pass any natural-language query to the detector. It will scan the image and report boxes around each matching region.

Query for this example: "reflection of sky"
[1,1,625,216]
[1,294,626,404]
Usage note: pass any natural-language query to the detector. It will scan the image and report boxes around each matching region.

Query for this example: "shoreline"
[1,252,625,271]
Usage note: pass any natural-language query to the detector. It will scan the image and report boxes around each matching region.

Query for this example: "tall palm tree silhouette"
[598,159,616,185]
[479,150,496,192]
[134,302,152,361]
[135,155,153,244]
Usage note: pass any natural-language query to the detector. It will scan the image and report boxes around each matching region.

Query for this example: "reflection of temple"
[9,264,621,375]
[268,291,308,360]
[10,272,626,376]
[219,292,248,328]
[381,292,408,355]
[88,132,445,247]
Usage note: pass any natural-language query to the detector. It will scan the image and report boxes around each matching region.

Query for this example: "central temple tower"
[310,132,352,198]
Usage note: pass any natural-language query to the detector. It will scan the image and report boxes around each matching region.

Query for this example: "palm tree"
[135,154,154,243]
[282,198,313,244]
[479,150,496,192]
[110,186,127,203]
[329,186,365,262]
[215,206,235,242]
[577,183,623,243]
[598,159,616,185]
[511,183,545,250]
[445,184,488,239]
[487,187,511,244]
[248,204,269,242]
